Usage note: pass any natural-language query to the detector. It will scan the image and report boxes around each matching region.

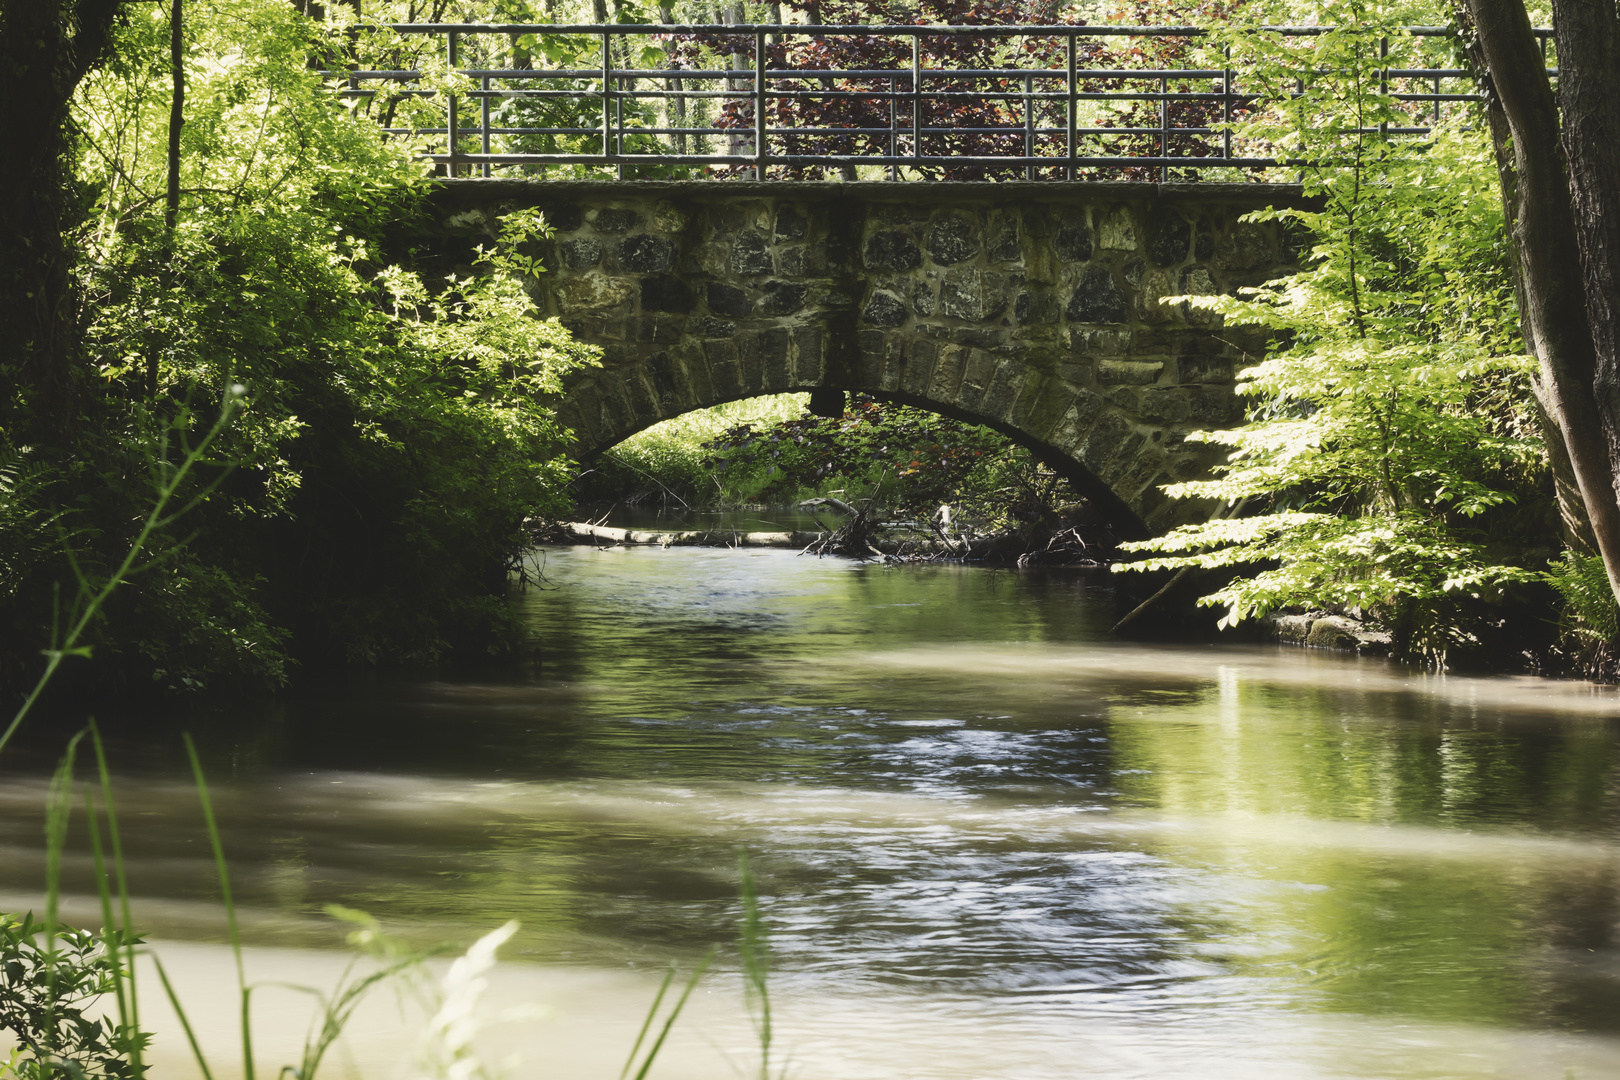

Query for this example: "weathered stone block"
[902,337,940,397]
[591,207,641,232]
[555,274,635,314]
[1137,387,1191,423]
[1136,267,1179,324]
[617,234,676,274]
[732,231,772,276]
[1070,327,1130,355]
[1100,360,1164,385]
[1175,355,1233,384]
[864,229,923,271]
[760,281,807,316]
[863,291,908,327]
[640,276,695,314]
[927,215,979,265]
[774,205,808,241]
[706,283,751,318]
[545,204,584,232]
[787,324,822,383]
[1066,266,1128,324]
[560,237,602,270]
[1098,207,1137,251]
[1055,224,1093,263]
[631,314,683,344]
[988,211,1022,263]
[913,279,936,318]
[1147,213,1192,267]
[775,245,809,276]
[941,268,1009,321]
[1216,221,1271,270]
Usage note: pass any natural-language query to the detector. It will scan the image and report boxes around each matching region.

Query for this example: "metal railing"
[327,23,1553,181]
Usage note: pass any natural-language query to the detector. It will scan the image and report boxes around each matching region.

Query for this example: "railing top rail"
[380,22,1549,38]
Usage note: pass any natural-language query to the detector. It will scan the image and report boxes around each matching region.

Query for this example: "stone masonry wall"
[421,180,1307,535]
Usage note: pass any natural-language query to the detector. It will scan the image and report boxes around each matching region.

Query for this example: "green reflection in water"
[1102,664,1620,1029]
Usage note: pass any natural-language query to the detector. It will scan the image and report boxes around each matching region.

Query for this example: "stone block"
[775,245,809,276]
[732,231,772,276]
[1147,212,1192,267]
[980,361,1024,422]
[988,210,1022,263]
[863,291,909,327]
[1137,387,1191,423]
[761,326,792,389]
[591,207,641,232]
[789,324,824,384]
[544,204,584,232]
[1189,386,1243,423]
[902,337,940,397]
[640,276,696,314]
[760,281,807,316]
[1216,221,1271,271]
[864,229,924,271]
[559,237,602,270]
[1122,256,1146,288]
[1055,224,1093,263]
[1067,266,1128,324]
[927,215,980,265]
[1069,327,1130,356]
[707,282,752,318]
[774,205,808,241]
[1098,207,1137,251]
[1100,360,1164,385]
[1015,287,1058,326]
[1135,267,1179,324]
[617,234,676,274]
[554,274,635,314]
[653,202,687,233]
[695,315,734,339]
[631,314,683,344]
[913,279,936,318]
[941,268,1009,321]
[928,343,968,401]
[1175,355,1233,384]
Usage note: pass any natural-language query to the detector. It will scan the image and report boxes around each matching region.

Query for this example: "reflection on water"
[7,546,1620,1077]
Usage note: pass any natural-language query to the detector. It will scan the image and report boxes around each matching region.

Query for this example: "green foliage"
[586,395,809,507]
[1545,551,1620,643]
[0,0,603,694]
[699,395,1054,520]
[0,914,148,1080]
[1116,0,1548,661]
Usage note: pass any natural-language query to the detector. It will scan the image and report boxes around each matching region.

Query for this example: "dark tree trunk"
[1454,0,1620,605]
[0,0,124,440]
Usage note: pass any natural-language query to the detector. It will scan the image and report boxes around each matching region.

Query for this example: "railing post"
[600,31,613,176]
[912,34,922,169]
[1378,35,1389,142]
[1223,45,1232,164]
[481,72,491,177]
[1024,70,1035,181]
[1160,73,1169,182]
[889,76,899,181]
[755,28,768,180]
[446,30,460,177]
[1066,32,1077,181]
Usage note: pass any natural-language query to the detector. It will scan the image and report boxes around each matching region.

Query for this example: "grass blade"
[629,947,715,1080]
[620,965,677,1080]
[152,954,216,1080]
[90,724,144,1077]
[183,733,254,1080]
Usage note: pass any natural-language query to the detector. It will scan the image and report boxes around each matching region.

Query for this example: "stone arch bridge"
[416,180,1306,537]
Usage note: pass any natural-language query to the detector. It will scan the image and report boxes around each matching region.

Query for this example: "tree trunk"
[1454,0,1620,605]
[0,0,124,441]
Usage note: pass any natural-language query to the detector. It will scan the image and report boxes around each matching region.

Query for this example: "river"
[6,544,1620,1078]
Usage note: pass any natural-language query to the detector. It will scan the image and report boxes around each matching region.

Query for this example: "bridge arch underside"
[426,180,1305,537]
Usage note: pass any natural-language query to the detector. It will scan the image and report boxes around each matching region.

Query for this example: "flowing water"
[7,545,1620,1078]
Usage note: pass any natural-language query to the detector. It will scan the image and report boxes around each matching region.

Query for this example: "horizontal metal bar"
[382,22,1550,37]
